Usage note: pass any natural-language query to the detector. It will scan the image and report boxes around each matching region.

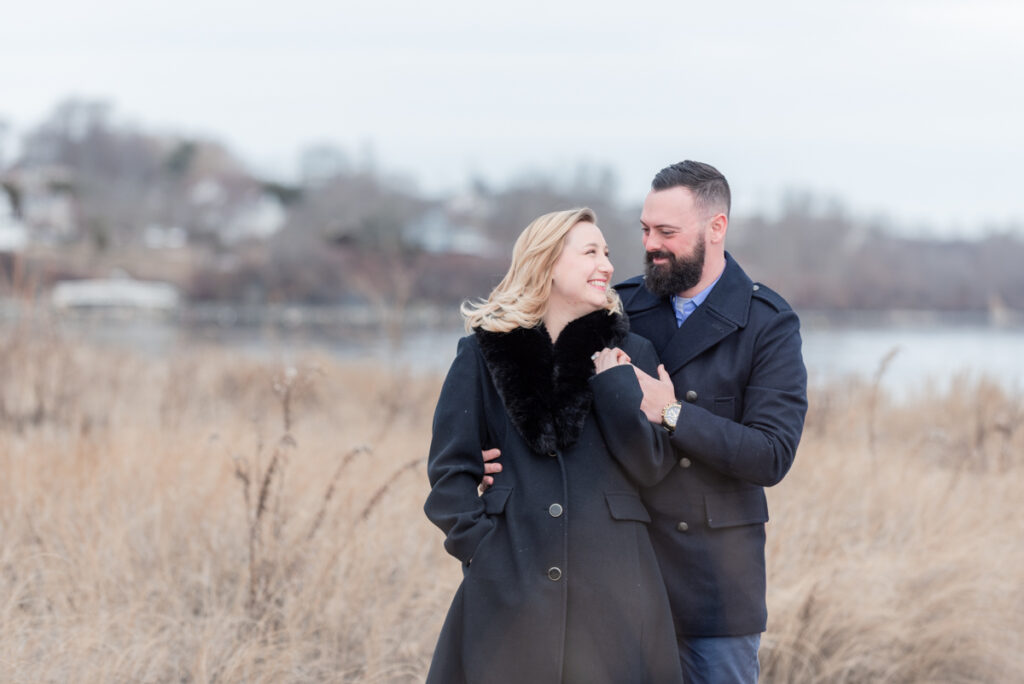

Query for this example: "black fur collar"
[475,310,629,454]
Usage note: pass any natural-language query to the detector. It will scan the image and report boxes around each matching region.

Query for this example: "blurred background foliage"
[3,98,1024,316]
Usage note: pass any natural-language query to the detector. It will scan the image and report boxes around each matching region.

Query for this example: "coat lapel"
[617,278,677,354]
[624,253,754,376]
[658,305,737,374]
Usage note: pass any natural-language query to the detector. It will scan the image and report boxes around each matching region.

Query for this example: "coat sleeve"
[671,308,807,487]
[423,336,496,565]
[589,335,677,487]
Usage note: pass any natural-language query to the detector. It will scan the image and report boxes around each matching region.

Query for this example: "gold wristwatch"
[661,401,682,433]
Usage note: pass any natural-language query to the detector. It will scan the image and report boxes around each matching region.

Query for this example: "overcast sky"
[2,0,1023,236]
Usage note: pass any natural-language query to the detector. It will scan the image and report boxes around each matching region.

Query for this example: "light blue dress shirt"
[671,273,722,327]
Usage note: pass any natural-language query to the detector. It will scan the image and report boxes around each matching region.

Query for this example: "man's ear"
[708,213,728,244]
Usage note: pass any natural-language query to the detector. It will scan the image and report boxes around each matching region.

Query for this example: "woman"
[424,208,682,684]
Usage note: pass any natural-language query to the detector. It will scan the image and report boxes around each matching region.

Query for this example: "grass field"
[1,324,1022,682]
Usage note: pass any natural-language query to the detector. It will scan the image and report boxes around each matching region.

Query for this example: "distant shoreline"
[2,300,1021,331]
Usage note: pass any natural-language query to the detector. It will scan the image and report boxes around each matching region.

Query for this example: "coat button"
[548,503,564,518]
[684,390,698,403]
[679,457,692,468]
[676,521,689,532]
[547,566,563,581]
[547,450,558,458]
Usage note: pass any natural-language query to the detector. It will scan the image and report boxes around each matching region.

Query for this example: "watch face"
[664,403,681,428]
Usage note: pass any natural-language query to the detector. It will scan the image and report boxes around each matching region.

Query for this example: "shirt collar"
[671,272,723,325]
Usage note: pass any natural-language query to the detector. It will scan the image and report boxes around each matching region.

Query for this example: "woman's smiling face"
[548,221,614,320]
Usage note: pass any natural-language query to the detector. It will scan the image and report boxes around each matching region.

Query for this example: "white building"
[0,189,28,252]
[4,165,78,242]
[221,192,287,244]
[403,207,497,256]
[51,271,180,310]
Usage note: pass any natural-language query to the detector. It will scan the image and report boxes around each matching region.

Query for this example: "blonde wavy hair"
[462,207,622,332]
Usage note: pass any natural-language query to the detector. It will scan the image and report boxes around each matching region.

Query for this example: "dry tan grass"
[1,325,1022,683]
[764,375,1024,682]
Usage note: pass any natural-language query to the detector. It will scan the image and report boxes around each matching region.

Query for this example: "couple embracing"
[424,161,808,684]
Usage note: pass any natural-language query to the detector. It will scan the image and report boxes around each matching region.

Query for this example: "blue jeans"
[678,633,761,684]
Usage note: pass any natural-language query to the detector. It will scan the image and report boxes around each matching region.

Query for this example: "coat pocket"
[465,486,513,571]
[482,485,513,515]
[704,488,769,529]
[605,492,652,524]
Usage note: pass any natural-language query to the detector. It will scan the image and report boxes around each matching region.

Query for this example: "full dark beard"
[643,239,706,297]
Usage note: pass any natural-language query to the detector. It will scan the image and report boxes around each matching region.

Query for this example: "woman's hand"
[478,448,502,494]
[591,347,631,374]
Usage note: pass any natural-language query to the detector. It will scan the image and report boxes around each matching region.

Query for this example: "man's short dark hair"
[651,160,731,218]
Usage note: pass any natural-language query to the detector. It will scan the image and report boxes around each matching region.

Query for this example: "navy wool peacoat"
[424,310,683,684]
[617,252,808,637]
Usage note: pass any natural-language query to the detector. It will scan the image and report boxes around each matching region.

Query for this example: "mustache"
[645,250,675,264]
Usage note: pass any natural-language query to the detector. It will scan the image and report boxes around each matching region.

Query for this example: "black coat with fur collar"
[424,311,683,684]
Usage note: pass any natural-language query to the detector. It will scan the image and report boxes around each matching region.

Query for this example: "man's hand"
[479,448,502,493]
[634,364,677,424]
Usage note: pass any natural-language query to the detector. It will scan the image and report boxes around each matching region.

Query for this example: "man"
[617,160,807,683]
[482,160,807,683]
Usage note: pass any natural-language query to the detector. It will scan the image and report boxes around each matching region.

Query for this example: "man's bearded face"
[643,235,706,297]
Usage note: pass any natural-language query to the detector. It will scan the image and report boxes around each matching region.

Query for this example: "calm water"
[364,319,1024,398]
[800,325,1023,395]
[7,306,1023,397]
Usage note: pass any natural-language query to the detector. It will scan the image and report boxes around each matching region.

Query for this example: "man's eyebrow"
[640,220,681,230]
